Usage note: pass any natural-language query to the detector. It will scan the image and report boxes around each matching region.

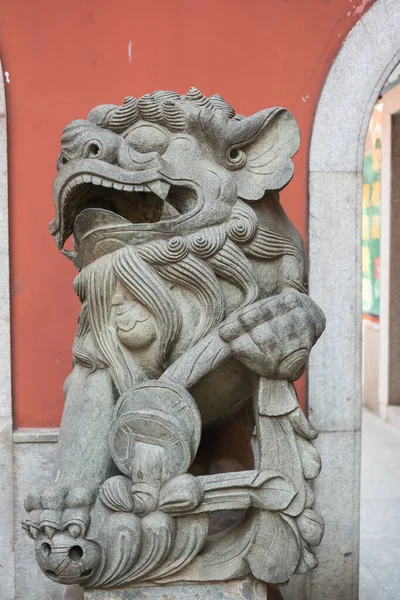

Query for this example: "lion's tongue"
[73,208,132,242]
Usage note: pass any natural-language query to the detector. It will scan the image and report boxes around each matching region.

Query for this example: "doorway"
[359,65,400,600]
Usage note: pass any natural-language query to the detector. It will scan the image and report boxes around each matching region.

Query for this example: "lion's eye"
[126,125,169,155]
[228,148,245,165]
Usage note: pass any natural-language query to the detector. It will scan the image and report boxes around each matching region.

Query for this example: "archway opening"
[360,62,400,599]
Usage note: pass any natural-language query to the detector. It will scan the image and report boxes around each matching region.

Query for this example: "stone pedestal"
[83,578,268,599]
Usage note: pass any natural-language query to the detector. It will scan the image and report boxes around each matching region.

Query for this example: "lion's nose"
[117,143,163,172]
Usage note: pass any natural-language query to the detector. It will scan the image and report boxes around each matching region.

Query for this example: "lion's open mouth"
[56,173,199,249]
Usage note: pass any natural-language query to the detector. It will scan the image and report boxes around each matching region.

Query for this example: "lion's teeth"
[112,182,124,191]
[102,179,113,188]
[147,180,170,200]
[82,174,91,183]
[122,184,134,192]
[91,176,102,185]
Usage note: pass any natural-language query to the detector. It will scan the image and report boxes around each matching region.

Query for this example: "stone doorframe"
[288,1,400,598]
[0,58,13,599]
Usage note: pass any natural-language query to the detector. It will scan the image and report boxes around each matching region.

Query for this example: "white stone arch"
[296,1,400,598]
[0,59,13,598]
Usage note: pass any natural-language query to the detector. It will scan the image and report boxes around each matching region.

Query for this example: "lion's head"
[51,88,299,267]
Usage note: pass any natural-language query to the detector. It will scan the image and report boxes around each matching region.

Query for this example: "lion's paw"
[22,485,96,540]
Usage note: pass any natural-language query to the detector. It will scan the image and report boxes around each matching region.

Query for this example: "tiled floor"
[360,409,400,599]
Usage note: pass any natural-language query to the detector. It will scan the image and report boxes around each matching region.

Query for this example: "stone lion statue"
[23,88,325,592]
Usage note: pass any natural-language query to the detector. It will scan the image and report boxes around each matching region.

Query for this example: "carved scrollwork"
[187,226,226,259]
[227,200,258,244]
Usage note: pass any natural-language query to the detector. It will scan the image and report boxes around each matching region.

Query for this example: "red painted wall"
[0,0,375,427]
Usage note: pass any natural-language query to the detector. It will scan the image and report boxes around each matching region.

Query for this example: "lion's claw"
[22,485,96,540]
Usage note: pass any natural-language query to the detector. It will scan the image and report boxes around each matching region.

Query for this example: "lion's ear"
[228,108,300,201]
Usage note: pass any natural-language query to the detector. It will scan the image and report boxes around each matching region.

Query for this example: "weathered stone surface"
[84,578,267,599]
[23,88,325,591]
[308,170,362,434]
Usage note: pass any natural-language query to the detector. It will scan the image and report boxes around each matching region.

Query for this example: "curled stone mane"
[87,87,242,134]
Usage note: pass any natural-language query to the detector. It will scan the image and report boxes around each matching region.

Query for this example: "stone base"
[83,578,268,599]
